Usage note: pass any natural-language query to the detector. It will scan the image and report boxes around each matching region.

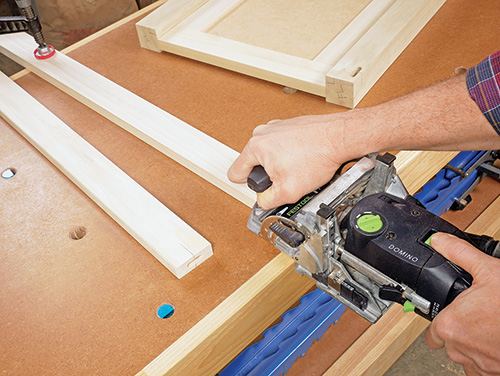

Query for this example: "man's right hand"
[227,114,352,209]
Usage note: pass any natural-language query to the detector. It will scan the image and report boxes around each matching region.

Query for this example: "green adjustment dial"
[357,214,384,233]
[403,301,416,313]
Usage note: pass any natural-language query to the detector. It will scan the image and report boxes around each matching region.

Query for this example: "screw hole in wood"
[69,226,87,240]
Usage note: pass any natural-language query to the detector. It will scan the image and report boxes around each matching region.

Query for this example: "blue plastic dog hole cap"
[157,304,175,319]
[1,168,16,179]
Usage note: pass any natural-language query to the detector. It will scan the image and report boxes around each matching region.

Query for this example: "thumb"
[431,232,489,277]
[257,185,281,210]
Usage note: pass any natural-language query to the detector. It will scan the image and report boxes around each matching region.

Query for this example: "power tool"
[0,0,55,59]
[247,153,500,322]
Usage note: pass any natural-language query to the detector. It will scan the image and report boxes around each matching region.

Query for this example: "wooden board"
[467,195,500,238]
[0,71,211,278]
[136,150,458,375]
[2,0,499,374]
[0,33,256,208]
[136,0,445,108]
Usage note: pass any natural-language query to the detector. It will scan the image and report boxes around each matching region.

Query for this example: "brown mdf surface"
[0,1,499,375]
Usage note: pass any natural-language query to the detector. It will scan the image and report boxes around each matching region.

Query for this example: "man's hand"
[426,233,500,375]
[227,113,367,209]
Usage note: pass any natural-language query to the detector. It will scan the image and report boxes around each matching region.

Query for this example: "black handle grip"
[465,233,500,258]
[247,165,272,193]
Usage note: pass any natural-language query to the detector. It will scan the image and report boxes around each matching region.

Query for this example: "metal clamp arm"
[0,16,28,35]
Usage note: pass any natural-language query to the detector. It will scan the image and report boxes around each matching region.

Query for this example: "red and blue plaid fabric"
[466,51,500,136]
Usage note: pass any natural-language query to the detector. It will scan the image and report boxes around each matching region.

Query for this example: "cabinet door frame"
[137,0,446,108]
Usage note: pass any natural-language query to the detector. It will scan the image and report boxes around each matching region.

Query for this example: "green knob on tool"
[357,214,384,233]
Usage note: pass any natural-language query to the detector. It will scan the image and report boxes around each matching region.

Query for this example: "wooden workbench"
[0,1,499,375]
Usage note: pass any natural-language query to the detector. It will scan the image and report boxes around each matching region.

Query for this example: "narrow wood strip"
[313,0,394,65]
[160,29,328,95]
[0,71,212,278]
[395,150,459,194]
[0,33,256,208]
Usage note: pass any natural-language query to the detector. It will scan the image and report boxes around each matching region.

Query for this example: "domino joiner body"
[247,154,498,322]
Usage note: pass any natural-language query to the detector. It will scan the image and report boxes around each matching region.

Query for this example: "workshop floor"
[385,332,465,376]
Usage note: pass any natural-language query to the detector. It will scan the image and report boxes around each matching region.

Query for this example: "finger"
[431,233,491,276]
[227,151,260,184]
[425,324,446,350]
[462,364,483,376]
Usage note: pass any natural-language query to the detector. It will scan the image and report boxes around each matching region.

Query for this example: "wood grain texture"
[325,0,446,107]
[324,306,429,376]
[395,151,459,194]
[467,195,500,238]
[136,150,456,375]
[0,71,211,278]
[324,193,500,376]
[0,33,256,208]
[136,0,444,108]
[141,253,313,376]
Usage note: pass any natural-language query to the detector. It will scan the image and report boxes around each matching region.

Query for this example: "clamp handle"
[247,165,272,193]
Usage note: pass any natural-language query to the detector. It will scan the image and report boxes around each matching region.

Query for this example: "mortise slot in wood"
[0,70,212,279]
[352,66,362,77]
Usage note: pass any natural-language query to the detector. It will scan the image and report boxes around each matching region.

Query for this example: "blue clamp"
[414,151,486,216]
[220,289,345,376]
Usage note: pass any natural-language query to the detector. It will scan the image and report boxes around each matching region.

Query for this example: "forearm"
[228,67,500,209]
[336,74,500,159]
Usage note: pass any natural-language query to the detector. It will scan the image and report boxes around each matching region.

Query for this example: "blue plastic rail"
[220,289,346,376]
[221,151,485,376]
[414,151,486,216]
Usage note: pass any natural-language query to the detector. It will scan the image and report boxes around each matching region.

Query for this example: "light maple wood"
[325,0,446,107]
[10,0,168,81]
[0,33,256,208]
[135,150,457,376]
[467,195,500,238]
[324,193,500,376]
[0,71,212,279]
[136,0,445,107]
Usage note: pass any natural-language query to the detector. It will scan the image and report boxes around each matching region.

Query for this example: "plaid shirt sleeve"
[466,51,500,136]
